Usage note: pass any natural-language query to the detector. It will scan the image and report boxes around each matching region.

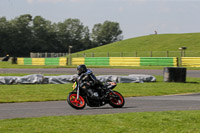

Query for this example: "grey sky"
[0,0,200,39]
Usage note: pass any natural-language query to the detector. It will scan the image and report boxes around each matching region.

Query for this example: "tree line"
[0,14,123,57]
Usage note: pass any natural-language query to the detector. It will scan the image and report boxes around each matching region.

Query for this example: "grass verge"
[76,33,200,55]
[0,110,200,133]
[0,76,200,103]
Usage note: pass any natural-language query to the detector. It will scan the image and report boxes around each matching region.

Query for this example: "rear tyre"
[109,91,125,108]
[67,92,86,109]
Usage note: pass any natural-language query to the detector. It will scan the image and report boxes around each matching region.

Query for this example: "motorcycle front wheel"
[67,92,86,109]
[109,91,125,108]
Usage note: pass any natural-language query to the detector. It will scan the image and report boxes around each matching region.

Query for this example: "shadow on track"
[84,106,137,110]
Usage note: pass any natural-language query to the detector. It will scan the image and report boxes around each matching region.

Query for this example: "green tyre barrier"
[85,57,109,66]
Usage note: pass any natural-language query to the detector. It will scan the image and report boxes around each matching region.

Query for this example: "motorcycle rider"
[76,64,103,100]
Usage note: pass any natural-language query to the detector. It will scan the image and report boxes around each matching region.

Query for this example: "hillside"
[78,33,200,53]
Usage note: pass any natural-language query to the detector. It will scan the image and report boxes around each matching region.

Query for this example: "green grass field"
[72,33,200,58]
[76,33,200,54]
[0,110,200,133]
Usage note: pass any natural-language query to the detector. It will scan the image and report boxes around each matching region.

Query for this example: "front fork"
[76,83,80,101]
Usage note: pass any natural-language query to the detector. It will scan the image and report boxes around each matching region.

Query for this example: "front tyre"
[109,91,125,108]
[67,92,86,109]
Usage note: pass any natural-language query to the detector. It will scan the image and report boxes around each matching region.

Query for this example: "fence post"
[120,52,123,57]
[177,57,179,67]
[150,51,153,57]
[180,51,182,67]
[183,50,185,57]
[92,52,94,57]
[135,51,137,57]
[166,51,169,57]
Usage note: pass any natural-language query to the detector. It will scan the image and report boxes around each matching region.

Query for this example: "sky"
[0,0,200,39]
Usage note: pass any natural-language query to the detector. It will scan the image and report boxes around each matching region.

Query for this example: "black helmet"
[77,64,87,75]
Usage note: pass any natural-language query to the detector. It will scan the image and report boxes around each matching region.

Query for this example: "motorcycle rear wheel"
[109,91,125,108]
[67,92,86,109]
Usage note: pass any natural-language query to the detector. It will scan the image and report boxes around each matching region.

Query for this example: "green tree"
[0,17,9,56]
[57,18,91,52]
[32,16,60,52]
[9,14,33,56]
[81,26,92,49]
[0,15,123,57]
[91,20,123,46]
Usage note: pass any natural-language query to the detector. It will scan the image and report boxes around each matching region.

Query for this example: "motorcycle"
[67,80,125,109]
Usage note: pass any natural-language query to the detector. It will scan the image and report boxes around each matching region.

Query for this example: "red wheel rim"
[110,92,124,105]
[69,94,85,107]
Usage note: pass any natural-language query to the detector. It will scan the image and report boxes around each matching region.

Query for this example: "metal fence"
[30,51,200,58]
[30,52,67,58]
[72,51,200,58]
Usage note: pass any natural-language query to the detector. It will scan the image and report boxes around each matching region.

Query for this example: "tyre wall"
[181,57,200,67]
[17,57,67,66]
[72,57,178,67]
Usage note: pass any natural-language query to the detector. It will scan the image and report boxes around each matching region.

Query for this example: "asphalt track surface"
[0,68,200,77]
[1,93,200,120]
